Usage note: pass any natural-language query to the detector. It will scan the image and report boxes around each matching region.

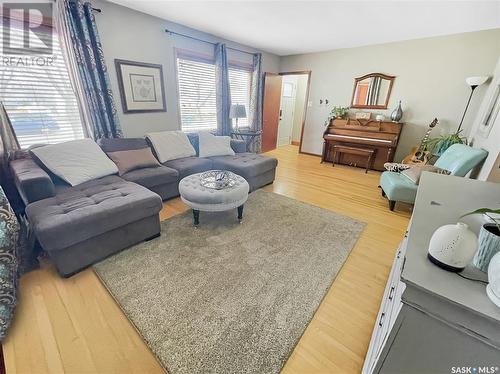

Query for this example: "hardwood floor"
[3,145,411,373]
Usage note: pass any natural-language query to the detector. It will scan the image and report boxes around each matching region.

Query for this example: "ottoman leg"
[237,205,244,222]
[193,209,200,226]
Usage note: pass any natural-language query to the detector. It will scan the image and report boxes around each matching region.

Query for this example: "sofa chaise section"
[209,153,278,192]
[146,132,277,192]
[26,175,162,277]
[183,133,277,191]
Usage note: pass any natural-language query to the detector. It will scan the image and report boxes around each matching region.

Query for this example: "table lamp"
[230,104,247,131]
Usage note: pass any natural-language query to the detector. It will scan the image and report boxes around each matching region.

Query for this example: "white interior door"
[277,80,296,147]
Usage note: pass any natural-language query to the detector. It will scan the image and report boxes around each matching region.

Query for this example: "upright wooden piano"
[322,118,403,171]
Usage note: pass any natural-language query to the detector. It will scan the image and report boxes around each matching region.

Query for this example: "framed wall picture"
[115,59,166,113]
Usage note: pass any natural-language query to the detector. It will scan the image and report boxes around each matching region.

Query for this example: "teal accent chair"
[380,144,488,211]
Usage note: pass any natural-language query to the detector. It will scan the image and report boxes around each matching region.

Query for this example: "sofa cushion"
[107,148,161,176]
[122,166,178,188]
[186,133,200,155]
[186,132,246,155]
[163,157,213,179]
[198,131,235,158]
[209,153,278,179]
[30,139,118,186]
[401,165,451,185]
[26,175,162,252]
[98,137,150,153]
[146,131,196,163]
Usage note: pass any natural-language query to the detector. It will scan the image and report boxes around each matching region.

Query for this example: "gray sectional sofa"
[10,133,277,277]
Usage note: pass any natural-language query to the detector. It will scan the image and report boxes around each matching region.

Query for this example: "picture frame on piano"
[355,112,371,120]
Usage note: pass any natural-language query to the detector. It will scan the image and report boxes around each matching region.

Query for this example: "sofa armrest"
[230,139,247,153]
[10,158,55,205]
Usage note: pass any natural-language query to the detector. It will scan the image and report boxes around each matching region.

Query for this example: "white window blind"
[0,24,84,148]
[176,55,217,132]
[228,66,251,128]
[176,50,253,132]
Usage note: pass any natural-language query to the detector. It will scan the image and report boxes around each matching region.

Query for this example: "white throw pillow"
[198,131,235,158]
[146,131,196,163]
[31,138,118,186]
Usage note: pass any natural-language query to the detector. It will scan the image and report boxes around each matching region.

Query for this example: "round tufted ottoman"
[179,171,249,226]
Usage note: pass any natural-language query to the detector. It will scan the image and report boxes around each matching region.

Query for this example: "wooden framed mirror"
[351,73,395,109]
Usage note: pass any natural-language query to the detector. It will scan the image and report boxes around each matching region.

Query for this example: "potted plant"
[461,208,500,272]
[324,106,349,126]
[424,130,467,156]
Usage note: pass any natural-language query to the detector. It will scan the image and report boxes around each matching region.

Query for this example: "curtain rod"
[165,29,255,56]
[92,7,101,13]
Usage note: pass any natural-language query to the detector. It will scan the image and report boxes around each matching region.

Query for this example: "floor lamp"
[457,76,489,133]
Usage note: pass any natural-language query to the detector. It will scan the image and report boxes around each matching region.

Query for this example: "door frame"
[278,71,311,154]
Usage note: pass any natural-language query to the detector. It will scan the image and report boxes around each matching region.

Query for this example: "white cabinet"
[362,234,407,374]
[363,174,500,374]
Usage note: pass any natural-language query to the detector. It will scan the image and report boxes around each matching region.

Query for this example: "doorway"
[262,71,311,153]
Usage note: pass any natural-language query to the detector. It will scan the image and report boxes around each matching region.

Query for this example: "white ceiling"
[107,1,500,56]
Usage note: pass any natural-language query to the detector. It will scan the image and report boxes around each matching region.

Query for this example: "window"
[228,66,251,128]
[176,54,217,132]
[176,50,253,132]
[0,22,84,148]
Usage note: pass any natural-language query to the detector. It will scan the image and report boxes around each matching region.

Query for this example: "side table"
[230,130,262,152]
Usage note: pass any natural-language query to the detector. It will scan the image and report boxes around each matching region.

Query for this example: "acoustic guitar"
[402,118,439,165]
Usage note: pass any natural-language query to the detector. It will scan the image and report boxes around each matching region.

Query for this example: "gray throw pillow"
[402,165,451,184]
[107,147,160,175]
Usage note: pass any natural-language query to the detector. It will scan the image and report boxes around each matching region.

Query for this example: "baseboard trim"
[299,150,322,157]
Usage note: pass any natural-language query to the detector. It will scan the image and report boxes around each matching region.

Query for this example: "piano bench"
[331,145,376,173]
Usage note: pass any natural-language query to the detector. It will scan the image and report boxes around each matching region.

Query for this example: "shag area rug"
[94,190,365,374]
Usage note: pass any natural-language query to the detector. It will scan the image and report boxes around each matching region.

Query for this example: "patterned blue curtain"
[63,0,122,139]
[215,43,231,136]
[248,53,263,153]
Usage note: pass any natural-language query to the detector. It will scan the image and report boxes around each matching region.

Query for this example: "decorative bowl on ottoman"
[179,170,249,226]
[199,170,236,190]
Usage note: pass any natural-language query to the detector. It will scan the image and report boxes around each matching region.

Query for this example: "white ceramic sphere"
[487,251,500,308]
[428,222,478,269]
